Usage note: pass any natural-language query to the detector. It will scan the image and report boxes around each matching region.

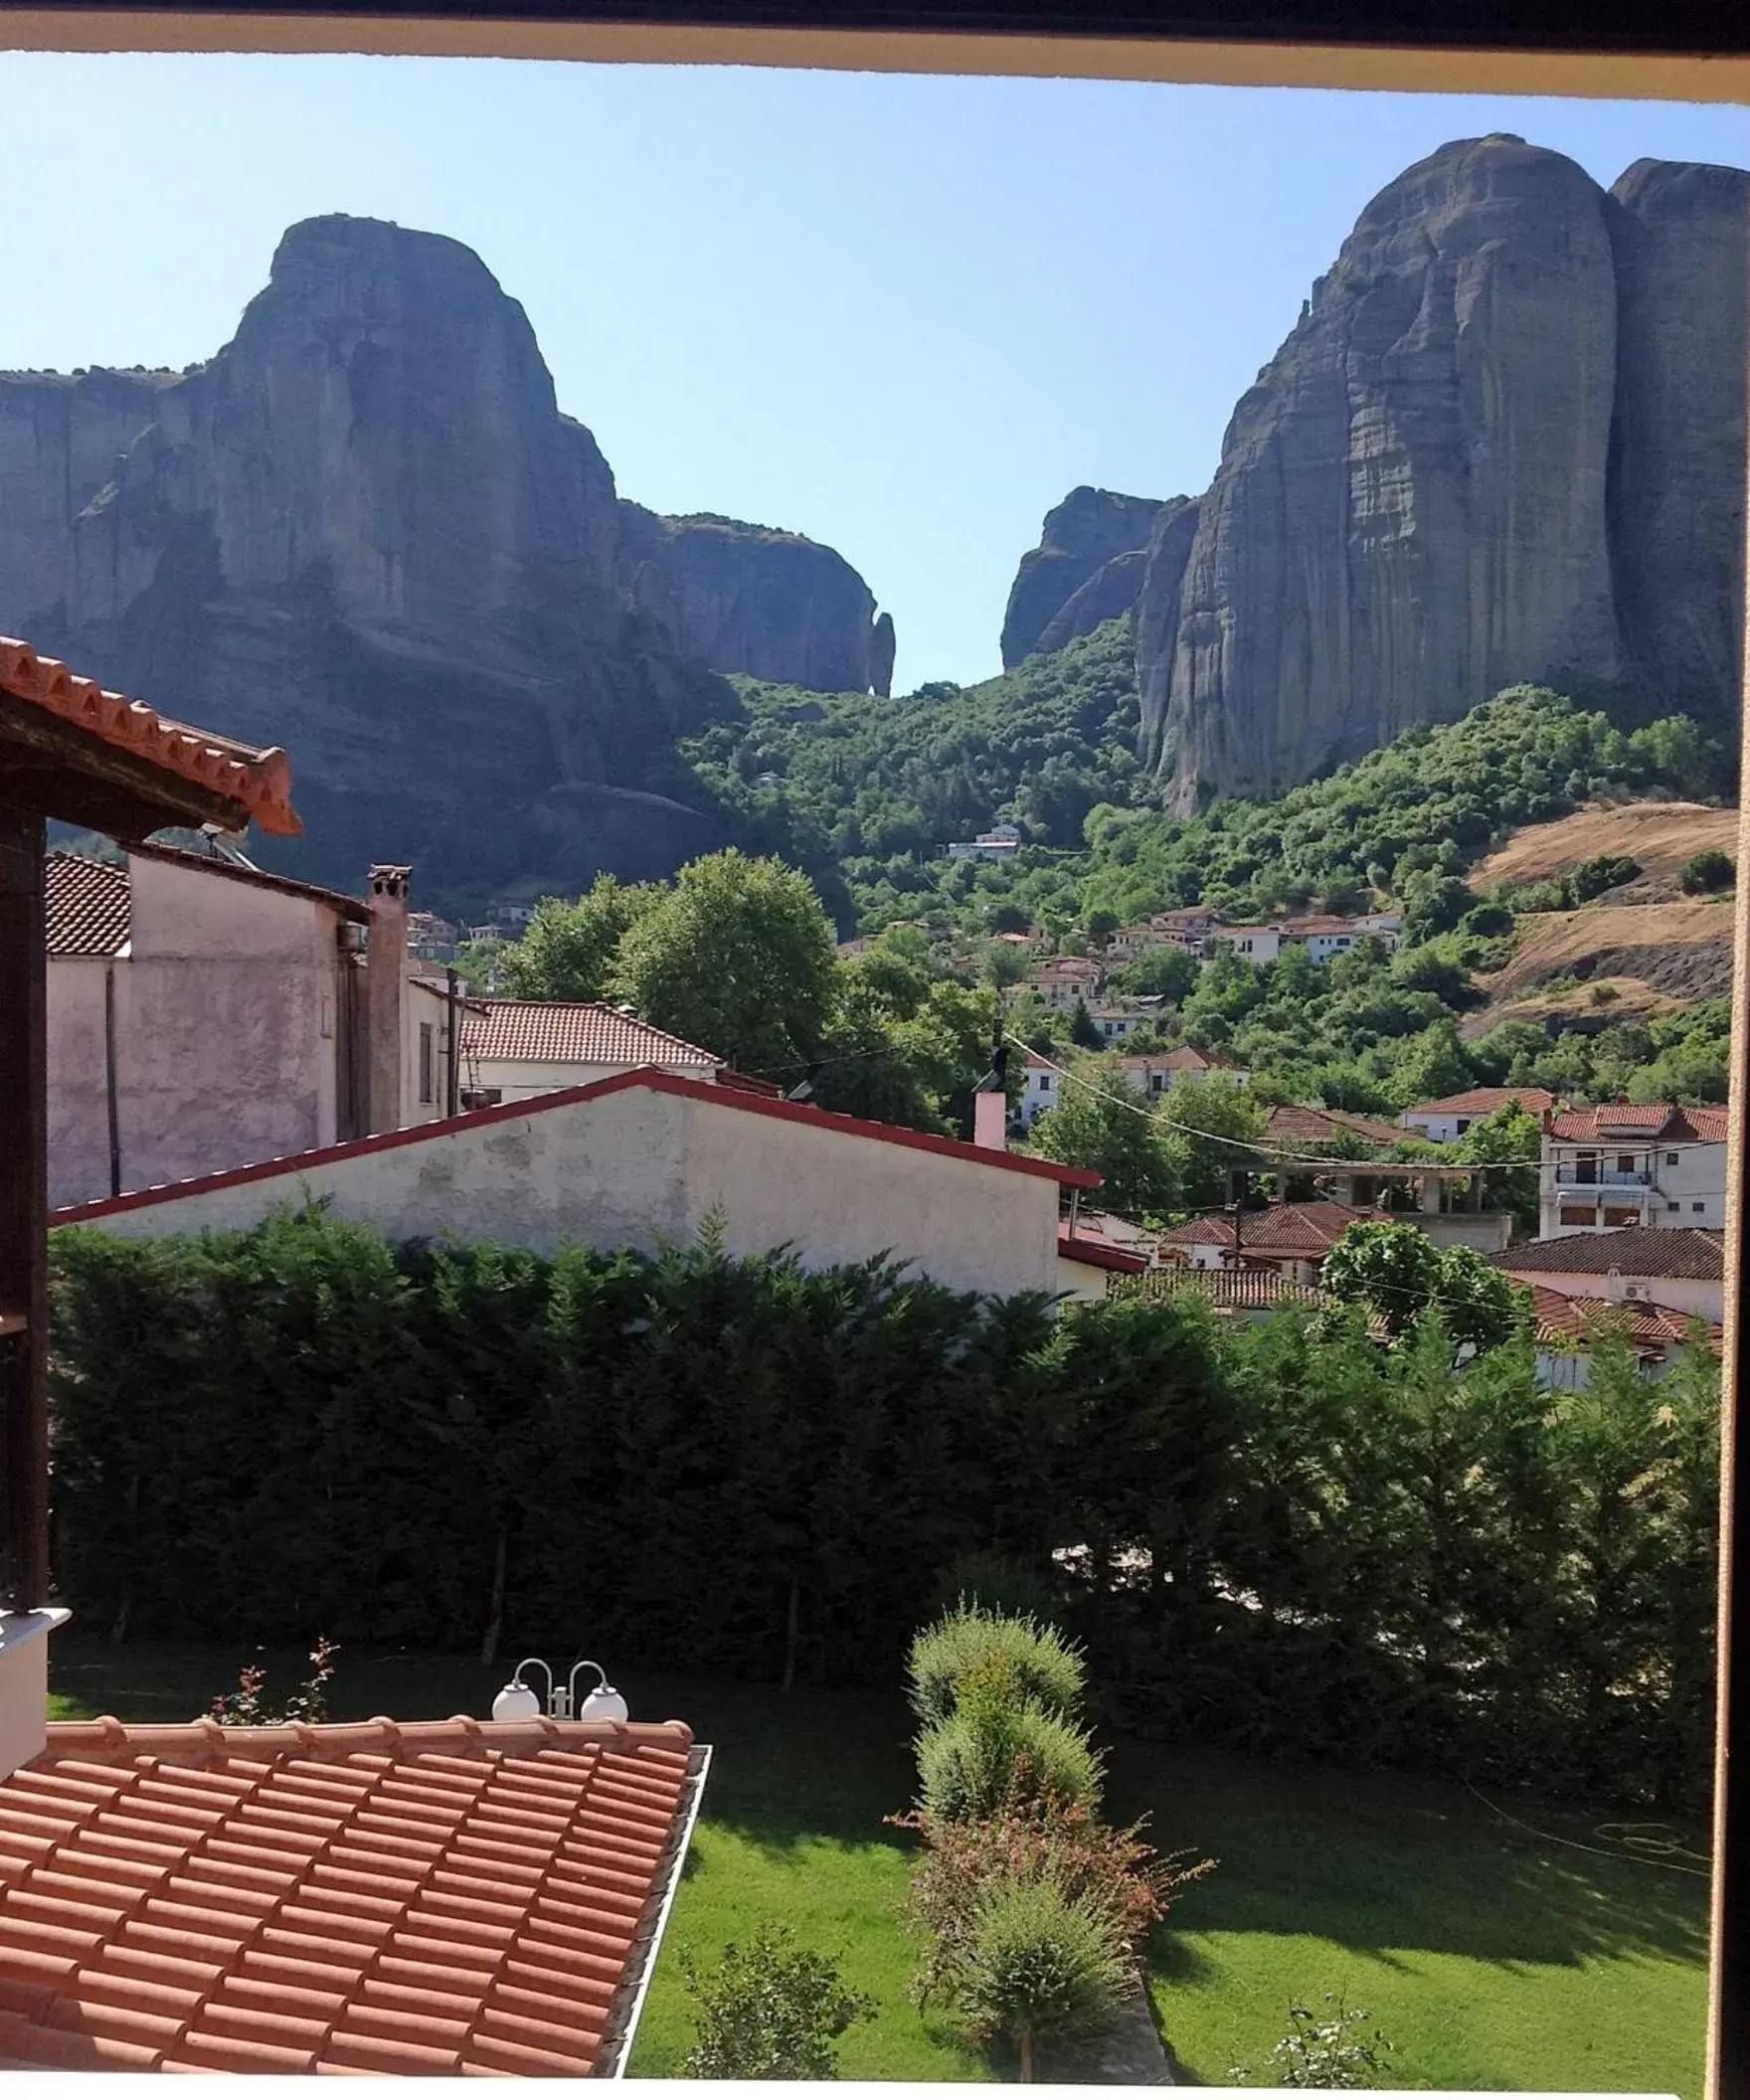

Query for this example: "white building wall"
[466,1053,716,1106]
[58,1084,1067,1302]
[1539,1138,1726,1238]
[1500,1266,1723,1325]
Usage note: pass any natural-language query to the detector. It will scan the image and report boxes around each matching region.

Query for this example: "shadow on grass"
[49,1639,1710,1980]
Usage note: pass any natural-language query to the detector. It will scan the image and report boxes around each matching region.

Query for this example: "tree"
[496,877,658,1002]
[1110,946,1198,1003]
[1680,848,1735,895]
[611,850,838,1076]
[957,1879,1131,2081]
[1156,1075,1267,1212]
[982,941,1031,991]
[1401,874,1473,945]
[1068,999,1102,1051]
[1322,1221,1525,1356]
[1457,1100,1542,1237]
[1085,910,1120,950]
[1028,1056,1177,1222]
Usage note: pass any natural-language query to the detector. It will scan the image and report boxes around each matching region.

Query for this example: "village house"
[1210,913,1400,965]
[946,820,1021,862]
[1538,1102,1728,1237]
[1090,1004,1144,1042]
[458,999,738,1105]
[53,1069,1102,1305]
[1492,1223,1726,1327]
[1403,1084,1560,1143]
[1024,955,1105,1009]
[1261,1102,1511,1251]
[1156,1199,1374,1285]
[46,847,460,1209]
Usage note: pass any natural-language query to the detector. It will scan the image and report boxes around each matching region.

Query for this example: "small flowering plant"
[209,1636,338,1726]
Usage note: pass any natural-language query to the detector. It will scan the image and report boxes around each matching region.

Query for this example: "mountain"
[0,216,893,900]
[1005,138,1746,809]
[999,486,1176,667]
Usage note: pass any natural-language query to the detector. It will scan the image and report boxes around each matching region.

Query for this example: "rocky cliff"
[619,505,893,695]
[1000,485,1169,667]
[0,216,892,897]
[1097,137,1748,805]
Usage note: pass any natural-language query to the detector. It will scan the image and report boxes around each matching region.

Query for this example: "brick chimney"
[366,865,411,1136]
[973,1041,1009,1152]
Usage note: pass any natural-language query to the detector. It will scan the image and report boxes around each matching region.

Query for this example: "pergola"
[0,638,300,1613]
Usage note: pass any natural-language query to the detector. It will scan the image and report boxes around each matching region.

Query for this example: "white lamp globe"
[577,1681,629,1724]
[491,1678,543,1722]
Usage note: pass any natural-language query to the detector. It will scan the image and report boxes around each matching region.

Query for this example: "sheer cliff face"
[0,216,890,892]
[619,505,894,696]
[1608,158,1750,728]
[1001,486,1168,667]
[1142,137,1629,804]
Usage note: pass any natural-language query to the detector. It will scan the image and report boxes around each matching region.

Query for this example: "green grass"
[47,1637,1708,2092]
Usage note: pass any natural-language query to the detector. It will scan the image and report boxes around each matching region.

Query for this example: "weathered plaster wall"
[465,1052,715,1105]
[63,1084,1066,1300]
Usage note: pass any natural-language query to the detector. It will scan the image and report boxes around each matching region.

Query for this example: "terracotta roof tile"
[1549,1103,1730,1143]
[0,1717,703,2078]
[461,1000,720,1069]
[0,637,299,838]
[1263,1104,1406,1148]
[1406,1086,1560,1119]
[1156,1199,1371,1256]
[1495,1225,1726,1281]
[45,855,131,957]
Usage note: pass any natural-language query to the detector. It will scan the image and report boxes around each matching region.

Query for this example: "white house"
[1538,1103,1728,1238]
[52,1068,1101,1304]
[46,846,451,1209]
[1214,924,1286,963]
[1494,1225,1725,1327]
[1019,1050,1064,1128]
[947,822,1022,862]
[1403,1085,1560,1144]
[1025,956,1105,1010]
[1118,1047,1251,1097]
[459,999,731,1104]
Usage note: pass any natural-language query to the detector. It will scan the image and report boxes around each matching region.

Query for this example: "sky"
[8,53,1750,689]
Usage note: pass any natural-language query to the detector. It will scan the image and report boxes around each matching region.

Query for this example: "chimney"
[366,864,411,1136]
[973,1041,1009,1152]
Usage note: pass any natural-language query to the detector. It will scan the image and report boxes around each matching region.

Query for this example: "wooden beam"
[0,797,50,1612]
[0,691,251,839]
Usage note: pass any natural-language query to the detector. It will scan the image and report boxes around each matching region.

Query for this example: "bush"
[208,1637,337,1726]
[1681,847,1735,894]
[682,1924,874,2078]
[1232,1992,1395,2089]
[1570,852,1641,902]
[917,1676,1104,1823]
[910,1605,1086,1726]
[954,1877,1132,2080]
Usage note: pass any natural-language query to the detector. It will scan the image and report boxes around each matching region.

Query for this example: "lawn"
[47,1637,1708,2093]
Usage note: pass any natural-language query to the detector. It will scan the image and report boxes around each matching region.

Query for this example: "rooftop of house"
[1056,1225,1148,1274]
[1156,1199,1371,1257]
[1547,1103,1730,1144]
[46,846,372,951]
[1494,1226,1726,1281]
[51,1068,1103,1230]
[461,1000,720,1069]
[1,639,300,840]
[45,855,131,958]
[1526,1281,1722,1357]
[1406,1086,1561,1119]
[0,1714,703,2076]
[1115,1046,1243,1074]
[1262,1103,1408,1149]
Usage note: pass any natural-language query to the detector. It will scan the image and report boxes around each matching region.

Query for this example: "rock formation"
[0,216,892,896]
[619,506,894,695]
[1000,486,1169,667]
[1607,158,1750,729]
[1079,136,1750,805]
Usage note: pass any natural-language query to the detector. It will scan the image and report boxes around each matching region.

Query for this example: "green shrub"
[955,1877,1132,2080]
[1231,1991,1395,2089]
[1681,847,1735,894]
[682,1924,874,2078]
[917,1668,1104,1822]
[909,1606,1086,1727]
[1570,852,1641,902]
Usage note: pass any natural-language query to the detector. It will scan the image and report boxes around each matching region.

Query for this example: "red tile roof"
[0,1715,701,2077]
[0,638,299,838]
[1495,1226,1726,1281]
[1548,1103,1730,1143]
[1157,1200,1370,1258]
[1262,1104,1407,1148]
[1526,1281,1722,1357]
[1405,1087,1560,1119]
[45,855,130,958]
[461,1001,719,1069]
[1057,1227,1148,1274]
[51,1069,1103,1228]
[1115,1046,1244,1074]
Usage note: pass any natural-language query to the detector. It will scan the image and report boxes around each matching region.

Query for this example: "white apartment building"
[1539,1103,1729,1238]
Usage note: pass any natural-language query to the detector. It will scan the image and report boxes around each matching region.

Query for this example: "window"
[1617,1154,1636,1174]
[418,1022,435,1106]
[1040,1075,1052,1092]
[1666,1151,1680,1165]
[1456,1119,1471,1135]
[1693,1202,1707,1213]
[1669,1202,1681,1213]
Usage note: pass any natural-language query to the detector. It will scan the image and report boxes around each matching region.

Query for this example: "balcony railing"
[1550,1166,1652,1187]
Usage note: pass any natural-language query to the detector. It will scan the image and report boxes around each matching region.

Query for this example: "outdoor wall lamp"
[491,1656,629,1724]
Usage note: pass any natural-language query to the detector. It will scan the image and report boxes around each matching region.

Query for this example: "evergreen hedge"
[48,1209,1719,1806]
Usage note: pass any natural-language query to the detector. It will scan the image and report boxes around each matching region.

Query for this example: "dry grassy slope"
[1471,802,1739,1029]
[1476,800,1737,893]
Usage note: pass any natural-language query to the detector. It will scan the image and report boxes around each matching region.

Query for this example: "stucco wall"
[467,1054,716,1105]
[61,1083,1067,1300]
[1502,1267,1723,1324]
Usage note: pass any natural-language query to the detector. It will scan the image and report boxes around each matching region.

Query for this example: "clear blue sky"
[8,53,1750,689]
